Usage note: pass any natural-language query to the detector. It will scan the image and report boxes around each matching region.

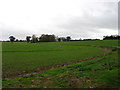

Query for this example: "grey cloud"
[0,2,118,40]
[1,27,32,40]
[56,2,117,37]
[52,2,118,38]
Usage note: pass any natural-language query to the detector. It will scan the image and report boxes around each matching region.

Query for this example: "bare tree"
[31,35,37,43]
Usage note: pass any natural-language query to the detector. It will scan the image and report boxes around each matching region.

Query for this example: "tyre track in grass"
[3,46,113,80]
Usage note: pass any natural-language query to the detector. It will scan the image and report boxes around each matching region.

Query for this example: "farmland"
[2,40,119,88]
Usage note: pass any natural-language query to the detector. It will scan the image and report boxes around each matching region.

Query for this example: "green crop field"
[2,40,120,88]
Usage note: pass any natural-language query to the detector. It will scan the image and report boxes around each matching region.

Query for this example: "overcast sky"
[0,0,118,40]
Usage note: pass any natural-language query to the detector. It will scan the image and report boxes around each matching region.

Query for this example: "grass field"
[2,40,119,88]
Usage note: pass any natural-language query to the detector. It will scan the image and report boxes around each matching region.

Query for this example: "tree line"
[9,34,71,43]
[103,35,120,40]
[8,34,120,43]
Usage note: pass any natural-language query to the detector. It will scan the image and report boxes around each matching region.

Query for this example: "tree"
[66,36,71,41]
[58,38,61,42]
[16,39,19,42]
[26,36,31,43]
[39,34,56,42]
[61,37,67,41]
[31,35,37,43]
[9,36,15,42]
[103,35,120,40]
[79,38,82,41]
[36,37,39,42]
